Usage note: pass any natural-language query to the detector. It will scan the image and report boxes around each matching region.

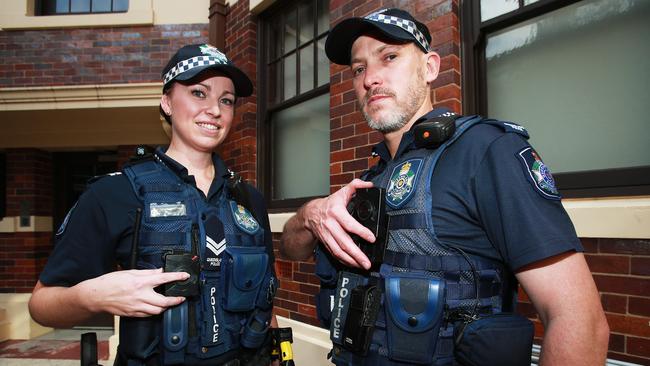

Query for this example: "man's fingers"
[318,225,360,268]
[337,207,376,244]
[330,226,371,269]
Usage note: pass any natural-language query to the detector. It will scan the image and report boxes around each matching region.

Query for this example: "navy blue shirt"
[371,109,582,271]
[40,148,273,287]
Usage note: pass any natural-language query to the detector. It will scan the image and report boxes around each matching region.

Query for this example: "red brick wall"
[216,0,259,185]
[1,149,53,293]
[0,24,208,88]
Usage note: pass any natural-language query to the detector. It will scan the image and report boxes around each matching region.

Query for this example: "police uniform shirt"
[40,147,274,287]
[371,109,583,271]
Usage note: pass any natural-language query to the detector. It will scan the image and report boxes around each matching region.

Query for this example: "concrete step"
[0,307,9,342]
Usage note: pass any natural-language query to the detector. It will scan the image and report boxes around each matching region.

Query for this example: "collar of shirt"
[371,107,453,162]
[154,146,230,200]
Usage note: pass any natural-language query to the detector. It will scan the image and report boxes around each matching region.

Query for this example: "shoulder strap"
[122,158,182,200]
[481,119,529,139]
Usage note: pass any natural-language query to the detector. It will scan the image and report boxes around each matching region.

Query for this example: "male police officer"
[281,8,608,366]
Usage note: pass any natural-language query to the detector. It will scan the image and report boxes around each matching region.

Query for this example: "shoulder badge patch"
[56,201,78,236]
[517,147,561,200]
[386,159,423,208]
[229,201,260,234]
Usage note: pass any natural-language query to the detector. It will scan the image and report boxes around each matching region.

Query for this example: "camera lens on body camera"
[355,200,375,222]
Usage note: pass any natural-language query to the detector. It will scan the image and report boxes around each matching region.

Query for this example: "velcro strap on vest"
[383,250,499,272]
[383,250,465,271]
[141,183,183,193]
[388,213,428,229]
[141,231,185,245]
[447,282,501,299]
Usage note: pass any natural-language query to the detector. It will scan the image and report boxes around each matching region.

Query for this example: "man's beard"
[360,67,428,133]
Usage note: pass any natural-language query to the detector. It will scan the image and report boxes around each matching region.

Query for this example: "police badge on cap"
[325,8,432,65]
[161,43,253,97]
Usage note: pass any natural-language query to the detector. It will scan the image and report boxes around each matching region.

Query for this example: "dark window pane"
[272,94,330,200]
[317,37,328,86]
[268,61,281,104]
[299,1,314,45]
[284,53,297,100]
[300,43,314,93]
[92,0,111,12]
[284,9,297,53]
[56,0,70,13]
[71,0,91,13]
[485,0,650,174]
[317,0,329,35]
[269,18,282,60]
[113,0,129,12]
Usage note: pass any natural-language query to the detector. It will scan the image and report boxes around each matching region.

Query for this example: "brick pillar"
[0,149,53,293]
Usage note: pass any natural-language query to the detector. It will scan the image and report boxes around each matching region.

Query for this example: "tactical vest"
[317,116,528,365]
[119,156,277,365]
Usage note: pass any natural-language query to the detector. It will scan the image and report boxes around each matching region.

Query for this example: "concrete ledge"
[269,196,650,239]
[276,316,332,366]
[0,293,52,340]
[0,83,162,111]
[0,216,53,233]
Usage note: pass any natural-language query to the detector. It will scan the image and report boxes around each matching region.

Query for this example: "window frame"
[460,0,650,198]
[258,0,330,211]
[36,0,128,15]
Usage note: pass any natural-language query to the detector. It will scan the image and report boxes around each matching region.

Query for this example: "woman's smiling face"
[161,69,236,153]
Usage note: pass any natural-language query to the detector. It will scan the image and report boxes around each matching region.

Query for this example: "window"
[462,0,650,197]
[37,0,128,15]
[259,0,330,209]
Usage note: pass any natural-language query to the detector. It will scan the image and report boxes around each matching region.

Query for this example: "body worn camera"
[347,187,388,269]
[342,284,382,354]
[163,251,200,297]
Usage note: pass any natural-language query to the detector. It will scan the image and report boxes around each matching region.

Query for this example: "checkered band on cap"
[364,11,431,52]
[163,55,229,85]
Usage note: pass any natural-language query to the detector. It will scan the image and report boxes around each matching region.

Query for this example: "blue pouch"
[329,271,367,346]
[384,271,445,364]
[221,246,269,312]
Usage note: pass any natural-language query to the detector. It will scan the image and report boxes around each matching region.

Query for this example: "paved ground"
[0,328,113,366]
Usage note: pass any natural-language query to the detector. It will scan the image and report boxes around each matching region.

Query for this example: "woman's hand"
[78,268,189,317]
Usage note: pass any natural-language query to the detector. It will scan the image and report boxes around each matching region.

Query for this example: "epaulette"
[87,171,123,185]
[122,153,156,169]
[482,119,529,139]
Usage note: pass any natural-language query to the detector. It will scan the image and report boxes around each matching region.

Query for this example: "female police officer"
[29,44,278,366]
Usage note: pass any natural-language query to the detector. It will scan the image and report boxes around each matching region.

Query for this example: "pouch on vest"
[118,316,161,362]
[315,247,339,327]
[454,312,533,366]
[221,246,269,312]
[384,271,445,364]
[330,271,367,346]
[199,271,238,359]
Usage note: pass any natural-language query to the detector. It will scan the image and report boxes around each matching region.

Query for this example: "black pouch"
[454,312,534,366]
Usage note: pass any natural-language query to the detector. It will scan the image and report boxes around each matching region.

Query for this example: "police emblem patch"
[56,201,78,236]
[517,147,560,200]
[229,201,260,234]
[199,44,228,63]
[386,159,423,208]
